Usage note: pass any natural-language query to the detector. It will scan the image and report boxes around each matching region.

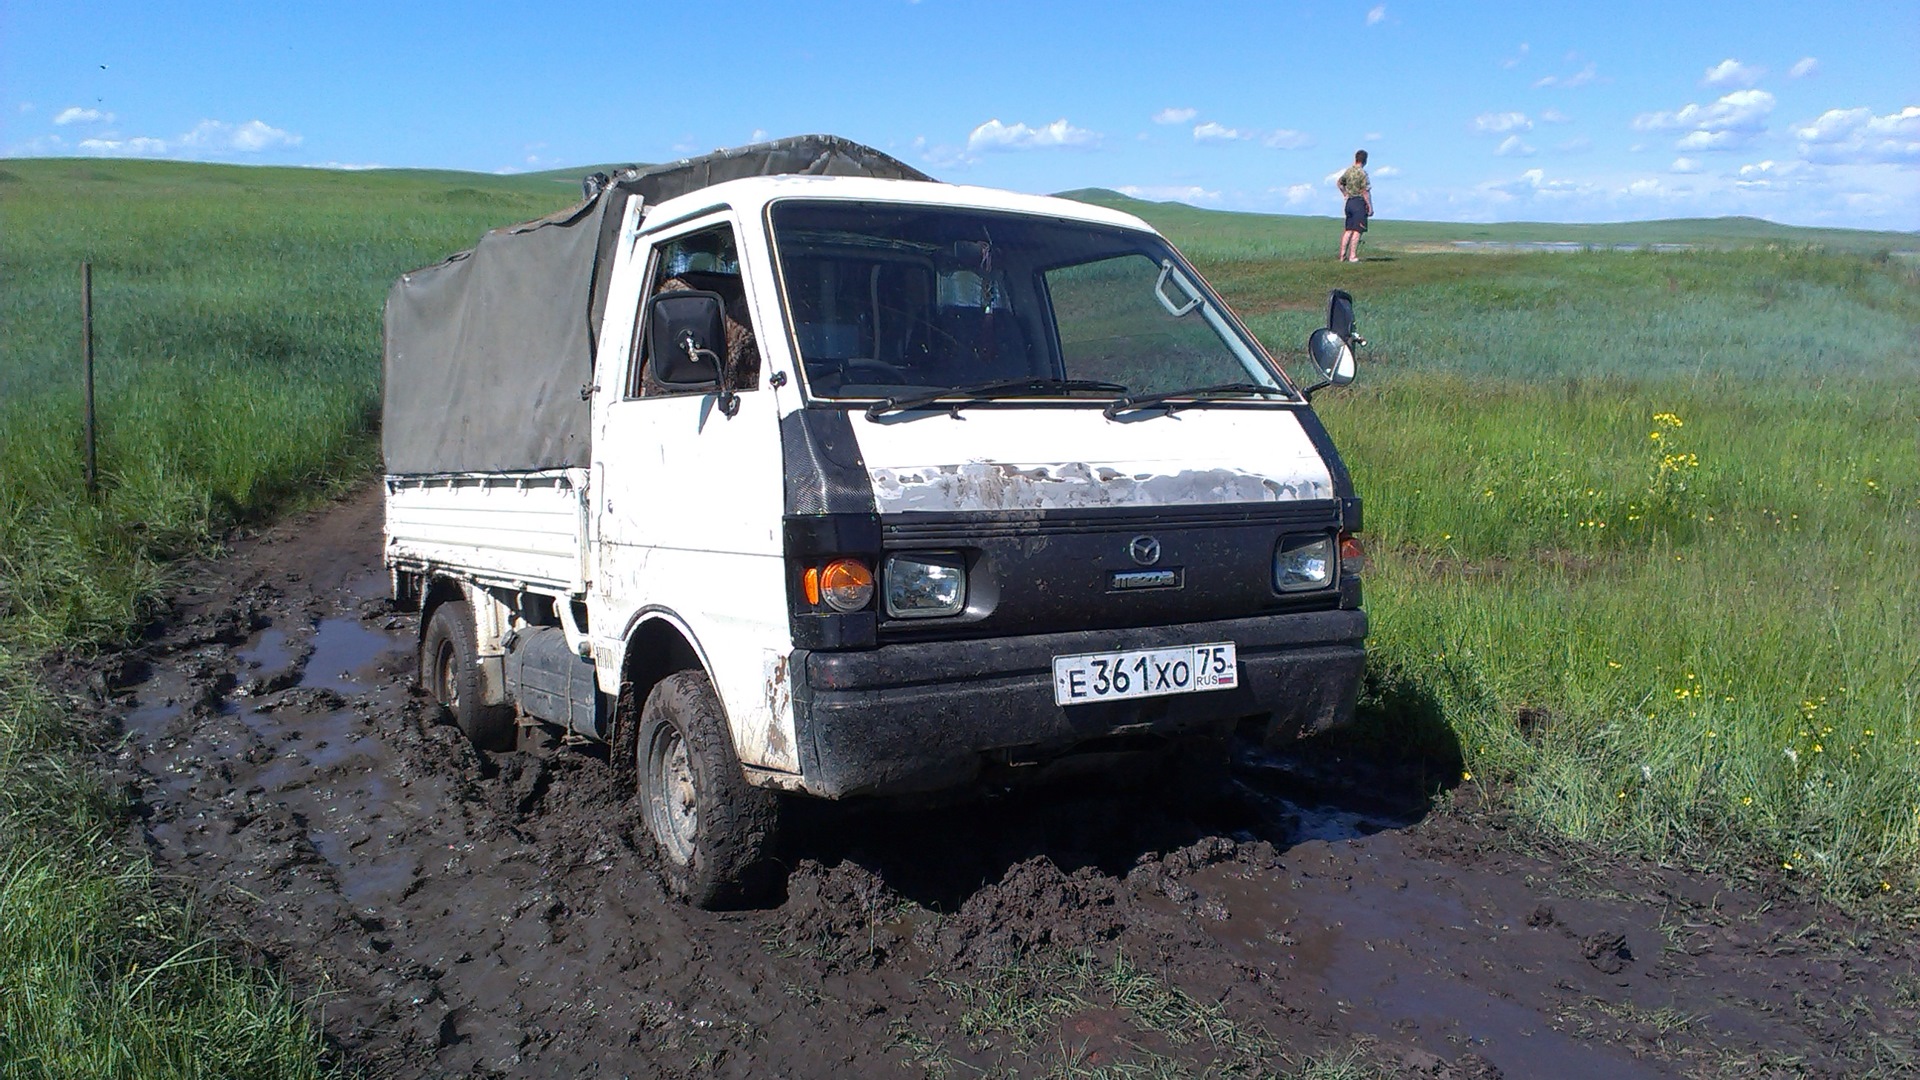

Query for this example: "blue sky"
[6,1,1917,229]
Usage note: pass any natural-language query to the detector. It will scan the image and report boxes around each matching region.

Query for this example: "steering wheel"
[841,358,907,384]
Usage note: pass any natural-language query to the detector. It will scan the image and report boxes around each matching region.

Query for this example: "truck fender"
[607,610,710,783]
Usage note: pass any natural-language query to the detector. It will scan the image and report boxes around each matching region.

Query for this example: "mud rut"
[63,486,1919,1078]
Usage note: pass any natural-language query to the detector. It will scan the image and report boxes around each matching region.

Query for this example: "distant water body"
[1450,241,1694,253]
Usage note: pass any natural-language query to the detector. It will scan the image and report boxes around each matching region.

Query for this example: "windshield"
[767,201,1292,402]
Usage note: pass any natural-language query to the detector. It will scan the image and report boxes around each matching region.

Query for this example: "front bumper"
[791,609,1367,797]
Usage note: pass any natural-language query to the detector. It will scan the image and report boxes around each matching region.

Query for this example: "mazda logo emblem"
[1128,535,1161,566]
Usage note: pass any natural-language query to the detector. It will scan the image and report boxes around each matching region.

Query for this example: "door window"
[628,224,762,398]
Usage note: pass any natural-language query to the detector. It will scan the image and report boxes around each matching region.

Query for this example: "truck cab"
[384,137,1366,907]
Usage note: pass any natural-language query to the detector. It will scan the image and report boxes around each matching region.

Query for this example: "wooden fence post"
[82,261,97,497]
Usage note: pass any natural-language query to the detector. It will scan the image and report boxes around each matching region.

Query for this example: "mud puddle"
[64,485,1920,1078]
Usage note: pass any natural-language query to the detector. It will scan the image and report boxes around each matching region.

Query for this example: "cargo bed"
[384,470,589,595]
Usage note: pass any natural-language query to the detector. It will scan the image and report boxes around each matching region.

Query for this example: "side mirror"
[1327,288,1356,341]
[646,290,727,388]
[1301,289,1361,398]
[1308,328,1356,386]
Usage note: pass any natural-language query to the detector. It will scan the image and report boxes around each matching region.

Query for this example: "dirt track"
[65,486,1920,1077]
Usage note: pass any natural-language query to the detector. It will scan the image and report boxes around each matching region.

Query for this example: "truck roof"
[641,174,1159,237]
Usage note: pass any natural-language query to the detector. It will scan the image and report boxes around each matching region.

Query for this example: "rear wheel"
[637,671,781,908]
[420,600,514,751]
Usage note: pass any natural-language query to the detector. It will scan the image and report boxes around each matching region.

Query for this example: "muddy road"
[64,486,1919,1077]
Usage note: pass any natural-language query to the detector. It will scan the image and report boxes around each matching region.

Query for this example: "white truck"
[383,136,1368,907]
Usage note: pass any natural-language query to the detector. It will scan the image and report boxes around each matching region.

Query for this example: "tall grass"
[0,159,575,1075]
[1185,238,1920,903]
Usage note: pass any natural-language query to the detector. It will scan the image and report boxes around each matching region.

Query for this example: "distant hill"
[4,159,1908,259]
[1056,187,1919,258]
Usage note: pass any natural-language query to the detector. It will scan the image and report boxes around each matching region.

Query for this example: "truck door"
[594,212,795,771]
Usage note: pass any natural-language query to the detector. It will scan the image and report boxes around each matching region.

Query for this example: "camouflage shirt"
[1338,164,1370,198]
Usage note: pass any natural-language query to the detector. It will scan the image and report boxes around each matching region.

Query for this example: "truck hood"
[851,407,1333,514]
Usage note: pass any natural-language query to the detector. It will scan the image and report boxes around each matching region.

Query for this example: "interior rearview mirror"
[646,291,727,388]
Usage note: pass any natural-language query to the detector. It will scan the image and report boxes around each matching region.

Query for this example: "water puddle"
[309,829,420,905]
[1312,897,1664,1080]
[300,618,406,692]
[122,699,187,740]
[1231,747,1417,846]
[1200,870,1663,1080]
[1451,240,1694,254]
[237,627,294,675]
[249,707,376,792]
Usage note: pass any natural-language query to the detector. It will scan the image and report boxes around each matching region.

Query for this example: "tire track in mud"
[61,486,1920,1077]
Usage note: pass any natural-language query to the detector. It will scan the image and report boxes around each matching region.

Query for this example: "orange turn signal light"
[1338,533,1367,575]
[809,558,874,612]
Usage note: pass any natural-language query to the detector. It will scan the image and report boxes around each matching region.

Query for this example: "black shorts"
[1344,195,1369,232]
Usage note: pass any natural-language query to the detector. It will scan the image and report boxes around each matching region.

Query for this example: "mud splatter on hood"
[871,461,1328,512]
[853,406,1334,513]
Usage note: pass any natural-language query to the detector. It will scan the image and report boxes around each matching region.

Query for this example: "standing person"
[1338,150,1372,263]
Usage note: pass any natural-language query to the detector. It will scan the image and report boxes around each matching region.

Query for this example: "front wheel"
[637,671,782,908]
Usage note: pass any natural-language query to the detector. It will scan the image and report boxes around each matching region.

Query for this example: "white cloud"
[78,136,169,155]
[1788,57,1820,79]
[1702,59,1764,88]
[966,117,1097,152]
[1192,121,1249,143]
[1116,184,1220,204]
[1675,130,1739,150]
[1793,105,1920,164]
[178,119,302,152]
[1670,157,1702,173]
[1473,111,1531,134]
[1484,167,1599,200]
[1188,123,1313,150]
[58,117,303,160]
[1495,135,1536,157]
[1633,89,1774,151]
[1283,183,1318,206]
[749,128,769,142]
[1732,159,1810,188]
[54,106,113,125]
[1540,109,1571,124]
[1366,5,1386,26]
[1533,62,1598,89]
[1373,165,1400,178]
[312,161,384,171]
[1153,107,1196,125]
[1501,43,1530,69]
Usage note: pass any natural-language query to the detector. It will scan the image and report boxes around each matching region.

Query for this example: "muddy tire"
[636,671,781,909]
[421,600,514,751]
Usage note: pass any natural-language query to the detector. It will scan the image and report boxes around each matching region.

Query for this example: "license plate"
[1052,642,1237,706]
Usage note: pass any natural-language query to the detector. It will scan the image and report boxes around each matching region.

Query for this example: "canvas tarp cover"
[381,135,932,475]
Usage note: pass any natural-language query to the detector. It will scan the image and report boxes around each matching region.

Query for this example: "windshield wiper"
[865,377,1128,420]
[1102,382,1286,420]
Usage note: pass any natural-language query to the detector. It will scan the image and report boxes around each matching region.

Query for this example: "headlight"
[1274,534,1335,592]
[885,552,966,618]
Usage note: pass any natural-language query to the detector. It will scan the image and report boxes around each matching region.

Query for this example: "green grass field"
[2,159,1917,1073]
